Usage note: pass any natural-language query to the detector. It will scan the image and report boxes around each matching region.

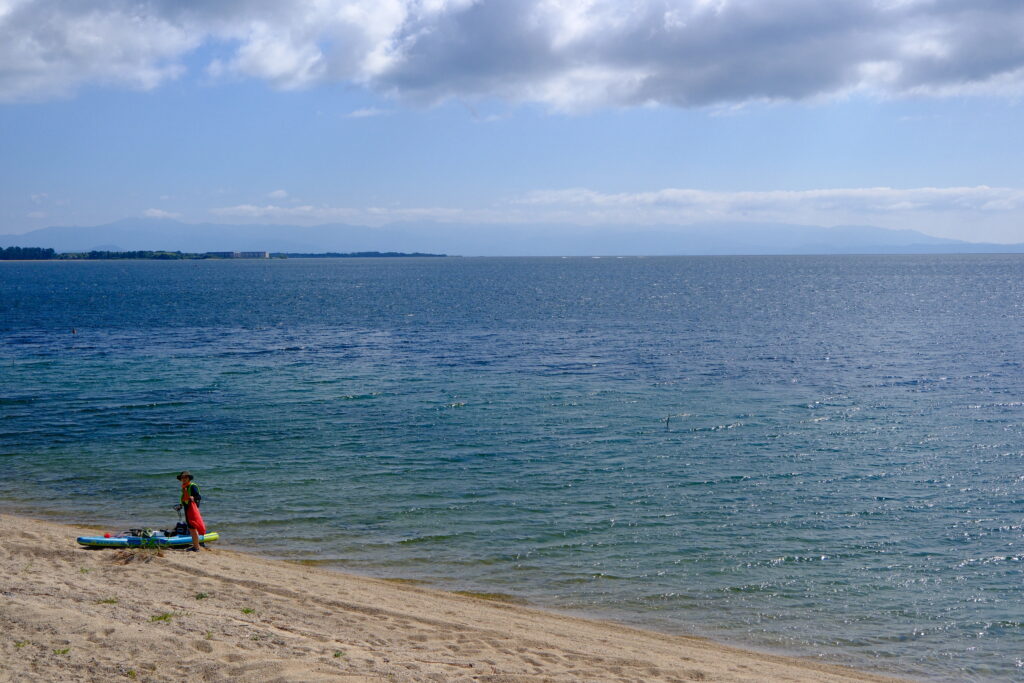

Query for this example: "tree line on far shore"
[0,247,196,260]
[1,246,58,259]
[1,247,447,260]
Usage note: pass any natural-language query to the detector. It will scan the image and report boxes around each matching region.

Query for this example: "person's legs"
[183,500,206,551]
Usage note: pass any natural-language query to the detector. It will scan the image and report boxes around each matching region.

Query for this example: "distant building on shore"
[205,251,270,259]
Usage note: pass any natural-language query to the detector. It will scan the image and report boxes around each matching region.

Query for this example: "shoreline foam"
[0,513,904,682]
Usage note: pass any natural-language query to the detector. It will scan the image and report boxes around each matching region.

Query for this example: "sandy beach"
[0,513,902,682]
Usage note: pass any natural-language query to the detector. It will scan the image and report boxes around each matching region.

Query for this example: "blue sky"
[3,0,1024,243]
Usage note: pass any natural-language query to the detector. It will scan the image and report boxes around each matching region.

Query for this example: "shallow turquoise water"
[3,255,1024,680]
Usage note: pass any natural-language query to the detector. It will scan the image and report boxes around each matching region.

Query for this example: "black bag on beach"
[161,522,190,536]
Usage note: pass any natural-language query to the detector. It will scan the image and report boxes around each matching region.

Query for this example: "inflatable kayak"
[77,531,220,548]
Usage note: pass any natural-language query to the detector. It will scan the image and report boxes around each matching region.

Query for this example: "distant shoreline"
[0,247,448,260]
[7,252,1024,262]
[277,251,448,258]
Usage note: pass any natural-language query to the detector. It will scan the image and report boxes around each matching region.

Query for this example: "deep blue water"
[3,255,1024,680]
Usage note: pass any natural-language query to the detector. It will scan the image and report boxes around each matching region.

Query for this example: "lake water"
[3,255,1024,680]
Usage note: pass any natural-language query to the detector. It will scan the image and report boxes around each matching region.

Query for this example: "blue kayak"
[77,531,220,548]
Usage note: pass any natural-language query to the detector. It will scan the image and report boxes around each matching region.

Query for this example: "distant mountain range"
[2,218,1022,256]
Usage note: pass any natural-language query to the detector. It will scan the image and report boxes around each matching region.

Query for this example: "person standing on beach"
[175,471,207,552]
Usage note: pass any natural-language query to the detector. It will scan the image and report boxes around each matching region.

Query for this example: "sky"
[2,0,1024,243]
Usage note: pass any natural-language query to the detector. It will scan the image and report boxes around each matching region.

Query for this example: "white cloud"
[517,185,1024,226]
[523,186,1024,211]
[211,204,355,220]
[3,1,1024,107]
[267,189,289,199]
[215,20,326,89]
[143,208,181,219]
[196,185,1024,240]
[209,185,1024,231]
[347,107,392,118]
[210,202,470,225]
[0,1,196,102]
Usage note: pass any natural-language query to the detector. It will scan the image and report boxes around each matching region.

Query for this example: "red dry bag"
[185,502,206,535]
